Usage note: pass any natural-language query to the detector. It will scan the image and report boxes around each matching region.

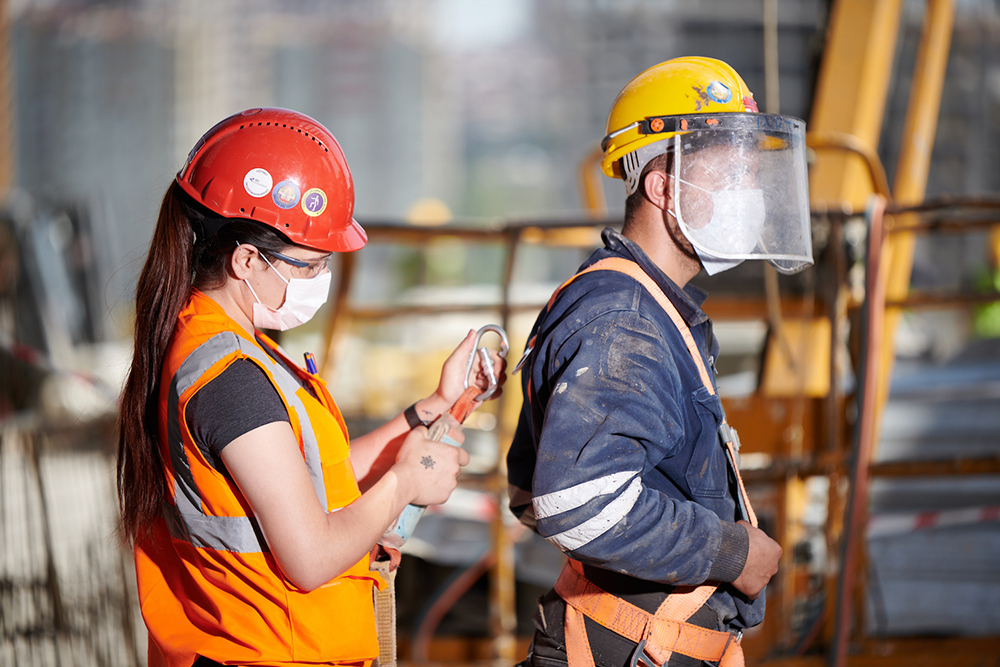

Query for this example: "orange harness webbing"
[545,258,756,667]
[557,561,743,667]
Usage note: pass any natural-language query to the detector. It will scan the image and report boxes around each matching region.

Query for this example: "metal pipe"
[763,0,780,115]
[806,130,893,199]
[885,194,1000,214]
[831,194,888,667]
[889,217,1000,235]
[885,291,1000,309]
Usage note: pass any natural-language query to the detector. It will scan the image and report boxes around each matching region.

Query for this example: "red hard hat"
[176,107,367,253]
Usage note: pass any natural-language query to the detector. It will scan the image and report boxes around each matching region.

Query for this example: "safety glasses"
[268,249,334,276]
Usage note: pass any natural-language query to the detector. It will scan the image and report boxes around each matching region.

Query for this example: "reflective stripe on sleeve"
[544,477,643,552]
[532,470,639,519]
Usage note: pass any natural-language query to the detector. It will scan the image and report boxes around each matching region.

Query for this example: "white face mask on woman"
[243,253,332,331]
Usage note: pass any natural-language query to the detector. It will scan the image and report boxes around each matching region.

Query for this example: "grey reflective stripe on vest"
[165,331,327,553]
[238,338,328,507]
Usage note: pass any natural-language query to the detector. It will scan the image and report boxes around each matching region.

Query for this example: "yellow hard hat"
[601,56,758,180]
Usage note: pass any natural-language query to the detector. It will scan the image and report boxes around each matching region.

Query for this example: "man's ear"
[643,169,671,212]
[231,244,258,280]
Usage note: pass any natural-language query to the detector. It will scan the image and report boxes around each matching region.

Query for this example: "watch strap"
[404,402,426,430]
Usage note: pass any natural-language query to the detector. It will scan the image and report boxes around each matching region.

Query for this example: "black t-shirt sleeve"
[185,359,290,461]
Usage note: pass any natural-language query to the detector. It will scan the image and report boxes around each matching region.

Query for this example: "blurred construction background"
[2,0,1000,665]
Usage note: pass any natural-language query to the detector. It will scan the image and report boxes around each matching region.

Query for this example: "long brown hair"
[116,181,296,545]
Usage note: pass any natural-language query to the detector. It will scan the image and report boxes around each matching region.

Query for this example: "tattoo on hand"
[421,456,435,469]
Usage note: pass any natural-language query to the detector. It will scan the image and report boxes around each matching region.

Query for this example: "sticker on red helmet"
[273,180,302,209]
[244,168,273,198]
[707,81,732,104]
[742,96,759,113]
[301,188,328,217]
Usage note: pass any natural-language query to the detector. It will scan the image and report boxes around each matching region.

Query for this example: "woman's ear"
[231,244,258,280]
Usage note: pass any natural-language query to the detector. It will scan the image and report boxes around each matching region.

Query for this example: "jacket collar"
[596,228,710,328]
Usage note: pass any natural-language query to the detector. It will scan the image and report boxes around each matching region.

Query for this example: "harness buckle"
[712,630,742,667]
[465,324,509,401]
[628,636,653,667]
[718,422,741,452]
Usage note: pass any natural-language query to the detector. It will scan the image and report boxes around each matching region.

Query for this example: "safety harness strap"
[575,258,715,390]
[556,561,743,667]
[549,257,758,527]
[539,257,757,667]
[565,603,598,667]
[447,385,483,425]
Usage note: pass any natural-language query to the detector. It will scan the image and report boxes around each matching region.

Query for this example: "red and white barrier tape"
[867,505,1000,539]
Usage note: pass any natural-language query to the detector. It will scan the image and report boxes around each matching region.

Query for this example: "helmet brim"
[302,217,367,253]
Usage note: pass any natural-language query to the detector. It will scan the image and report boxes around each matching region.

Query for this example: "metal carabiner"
[465,324,509,401]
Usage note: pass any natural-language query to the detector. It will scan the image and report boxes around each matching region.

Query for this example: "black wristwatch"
[404,402,429,430]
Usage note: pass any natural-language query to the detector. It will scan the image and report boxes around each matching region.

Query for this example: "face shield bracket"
[638,112,804,145]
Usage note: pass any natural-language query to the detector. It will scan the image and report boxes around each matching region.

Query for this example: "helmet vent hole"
[239,208,245,213]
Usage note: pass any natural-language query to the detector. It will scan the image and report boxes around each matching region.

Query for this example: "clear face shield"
[648,114,812,275]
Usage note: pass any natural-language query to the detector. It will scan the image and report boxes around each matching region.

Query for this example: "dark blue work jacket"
[507,227,765,630]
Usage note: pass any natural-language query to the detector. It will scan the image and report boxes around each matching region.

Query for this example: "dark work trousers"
[517,565,726,667]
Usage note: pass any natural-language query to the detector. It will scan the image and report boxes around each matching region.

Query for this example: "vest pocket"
[685,386,728,498]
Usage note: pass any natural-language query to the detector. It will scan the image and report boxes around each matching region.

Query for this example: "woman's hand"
[392,416,469,507]
[434,329,508,407]
[223,418,470,592]
[351,331,505,485]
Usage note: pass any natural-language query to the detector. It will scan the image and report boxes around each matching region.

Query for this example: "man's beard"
[665,209,700,263]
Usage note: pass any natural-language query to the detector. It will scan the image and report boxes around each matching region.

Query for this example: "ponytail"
[116,182,300,544]
[116,181,195,544]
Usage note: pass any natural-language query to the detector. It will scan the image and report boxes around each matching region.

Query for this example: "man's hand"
[732,520,782,599]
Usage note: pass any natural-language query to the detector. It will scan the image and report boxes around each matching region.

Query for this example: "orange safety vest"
[541,258,756,667]
[134,289,384,667]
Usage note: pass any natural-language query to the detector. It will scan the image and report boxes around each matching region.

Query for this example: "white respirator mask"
[672,177,766,275]
[244,253,331,331]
